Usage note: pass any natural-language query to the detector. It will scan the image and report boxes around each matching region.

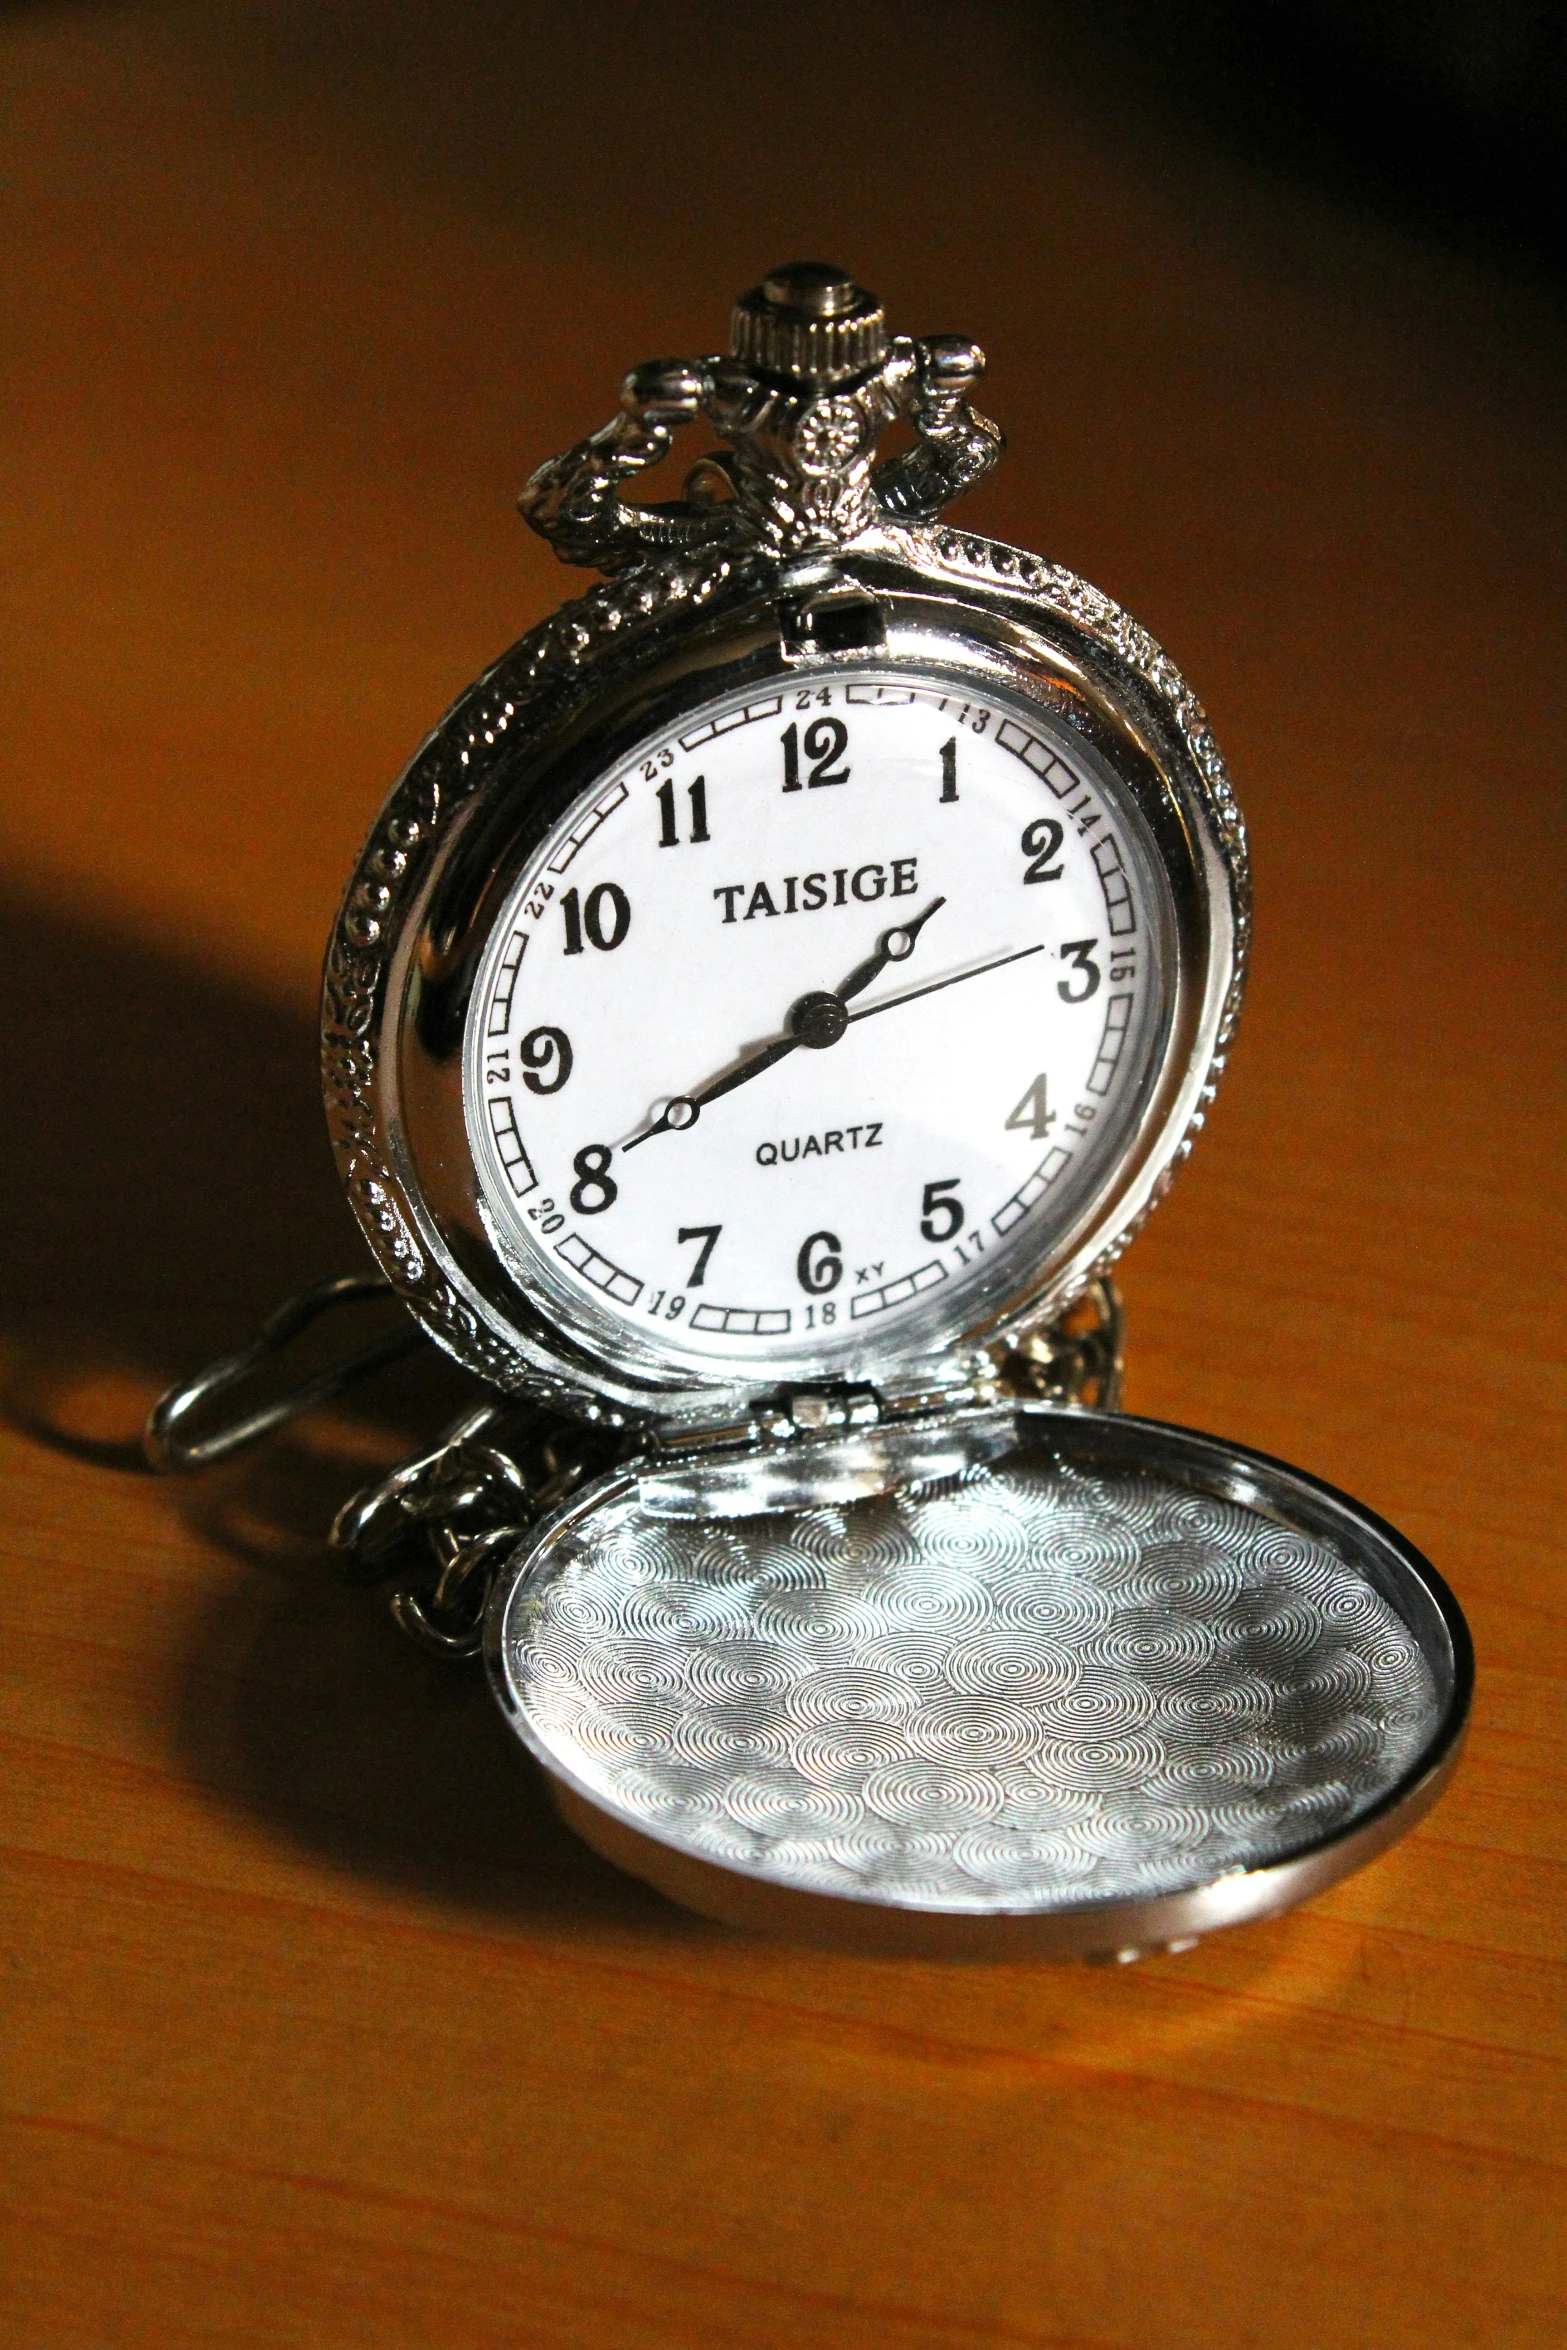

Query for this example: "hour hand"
[833,893,946,1003]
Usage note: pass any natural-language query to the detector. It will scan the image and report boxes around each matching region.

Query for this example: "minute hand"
[846,941,1046,1024]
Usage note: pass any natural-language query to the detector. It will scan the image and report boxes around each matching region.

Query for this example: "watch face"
[462,666,1174,1376]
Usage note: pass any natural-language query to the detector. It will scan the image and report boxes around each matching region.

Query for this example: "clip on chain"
[142,1275,423,1472]
[141,1273,605,1659]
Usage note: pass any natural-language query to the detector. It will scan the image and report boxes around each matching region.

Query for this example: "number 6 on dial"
[797,1232,843,1294]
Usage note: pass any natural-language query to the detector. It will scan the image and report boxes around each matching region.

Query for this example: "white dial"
[463,668,1170,1373]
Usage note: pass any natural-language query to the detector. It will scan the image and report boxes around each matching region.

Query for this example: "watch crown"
[730,262,888,388]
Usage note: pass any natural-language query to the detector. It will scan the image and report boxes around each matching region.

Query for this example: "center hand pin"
[622,894,948,1148]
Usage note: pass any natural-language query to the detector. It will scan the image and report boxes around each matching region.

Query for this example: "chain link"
[995,1277,1125,1412]
[330,1405,622,1658]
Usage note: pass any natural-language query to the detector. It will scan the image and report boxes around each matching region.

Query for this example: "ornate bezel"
[321,519,1248,1429]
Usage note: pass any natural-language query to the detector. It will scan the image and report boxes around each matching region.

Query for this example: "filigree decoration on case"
[519,264,1004,572]
[476,545,747,713]
[896,521,1251,1327]
[918,525,1250,917]
[322,768,438,1306]
[320,540,756,1403]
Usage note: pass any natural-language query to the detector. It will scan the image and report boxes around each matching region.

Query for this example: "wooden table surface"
[4,7,1563,2345]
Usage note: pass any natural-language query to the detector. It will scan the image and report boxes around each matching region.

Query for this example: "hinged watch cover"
[486,1403,1469,1958]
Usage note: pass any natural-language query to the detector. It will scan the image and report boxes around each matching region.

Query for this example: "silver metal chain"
[998,1277,1125,1414]
[146,1274,1123,1661]
[320,1279,1124,1658]
[328,1402,621,1658]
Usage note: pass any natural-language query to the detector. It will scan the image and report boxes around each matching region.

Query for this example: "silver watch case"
[321,523,1248,1427]
[319,282,1467,1959]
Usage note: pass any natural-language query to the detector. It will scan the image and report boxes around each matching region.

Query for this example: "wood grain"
[2,7,1563,2345]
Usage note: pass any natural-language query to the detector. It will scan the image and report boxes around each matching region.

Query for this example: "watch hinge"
[647,1360,1014,1465]
[756,1381,882,1440]
[651,1380,884,1463]
[778,581,887,658]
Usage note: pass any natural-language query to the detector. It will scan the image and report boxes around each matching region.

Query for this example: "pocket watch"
[153,264,1470,1958]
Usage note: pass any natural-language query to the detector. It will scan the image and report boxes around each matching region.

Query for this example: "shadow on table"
[172,1441,695,1938]
[0,885,687,1934]
[0,885,442,1454]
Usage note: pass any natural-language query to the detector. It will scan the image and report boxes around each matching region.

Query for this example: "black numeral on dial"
[797,1230,843,1294]
[1021,818,1064,883]
[781,718,850,792]
[678,1224,721,1286]
[1005,1075,1055,1138]
[519,1026,573,1094]
[656,776,710,847]
[939,737,958,802]
[919,1179,964,1243]
[1057,939,1102,1002]
[570,1145,617,1214]
[562,882,631,955]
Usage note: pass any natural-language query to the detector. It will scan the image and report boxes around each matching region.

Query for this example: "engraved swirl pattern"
[506,1461,1439,1911]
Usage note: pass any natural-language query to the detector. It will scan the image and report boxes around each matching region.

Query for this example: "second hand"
[844,940,1045,1023]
